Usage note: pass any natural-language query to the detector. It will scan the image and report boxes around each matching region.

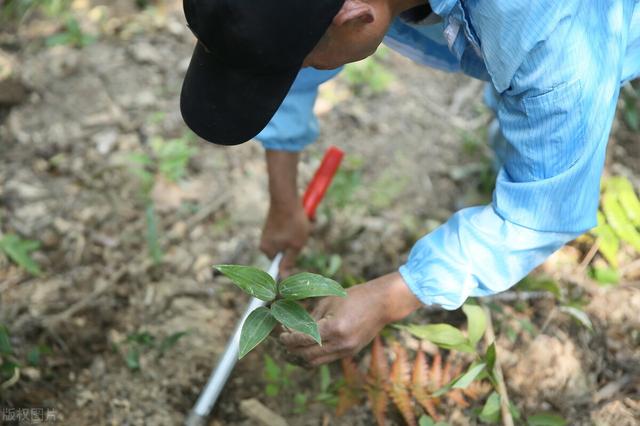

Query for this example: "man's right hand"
[260,150,308,276]
[260,200,310,276]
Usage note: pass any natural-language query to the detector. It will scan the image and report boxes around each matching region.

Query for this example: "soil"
[1,2,639,425]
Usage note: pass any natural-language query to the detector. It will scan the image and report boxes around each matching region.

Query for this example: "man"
[180,0,640,366]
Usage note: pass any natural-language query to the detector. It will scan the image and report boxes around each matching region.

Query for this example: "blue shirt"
[256,0,640,310]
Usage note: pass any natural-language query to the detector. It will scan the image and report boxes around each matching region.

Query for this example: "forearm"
[266,150,300,209]
[377,272,423,323]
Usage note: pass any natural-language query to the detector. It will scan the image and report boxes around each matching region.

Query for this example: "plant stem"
[482,305,514,426]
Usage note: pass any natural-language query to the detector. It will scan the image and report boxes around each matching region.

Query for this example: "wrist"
[266,150,300,208]
[376,272,423,324]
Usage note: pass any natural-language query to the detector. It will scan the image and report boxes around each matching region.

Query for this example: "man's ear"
[333,0,375,26]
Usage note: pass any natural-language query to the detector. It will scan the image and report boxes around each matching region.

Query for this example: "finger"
[287,338,341,360]
[293,342,354,367]
[279,330,317,348]
[259,239,279,259]
[310,298,331,320]
[279,318,336,349]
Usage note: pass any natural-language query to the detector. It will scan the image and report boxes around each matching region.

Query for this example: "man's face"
[302,0,393,70]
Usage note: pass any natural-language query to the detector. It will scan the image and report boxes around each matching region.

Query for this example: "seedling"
[117,330,189,371]
[46,16,97,48]
[213,265,346,359]
[262,354,296,397]
[127,131,197,264]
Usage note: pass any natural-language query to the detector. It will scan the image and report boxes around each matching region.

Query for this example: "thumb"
[311,298,332,320]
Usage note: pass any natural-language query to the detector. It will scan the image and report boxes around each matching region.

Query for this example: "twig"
[577,240,600,276]
[482,305,514,426]
[593,374,632,403]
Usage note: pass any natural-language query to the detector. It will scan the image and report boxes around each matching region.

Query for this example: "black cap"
[180,0,345,145]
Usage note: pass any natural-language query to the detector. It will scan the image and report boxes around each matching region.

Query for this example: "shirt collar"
[428,0,458,17]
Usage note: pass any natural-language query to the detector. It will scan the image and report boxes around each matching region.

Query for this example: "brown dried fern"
[388,343,416,426]
[366,335,389,426]
[336,336,488,425]
[336,357,364,416]
[411,350,441,420]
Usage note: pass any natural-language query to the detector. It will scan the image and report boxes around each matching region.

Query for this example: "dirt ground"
[1,2,639,425]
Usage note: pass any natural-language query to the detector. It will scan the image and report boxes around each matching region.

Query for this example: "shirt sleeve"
[399,7,626,310]
[255,67,341,152]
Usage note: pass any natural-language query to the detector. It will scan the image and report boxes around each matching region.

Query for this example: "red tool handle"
[303,146,344,219]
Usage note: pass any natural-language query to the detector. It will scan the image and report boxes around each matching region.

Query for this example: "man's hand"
[260,201,309,276]
[279,272,422,366]
[260,150,308,276]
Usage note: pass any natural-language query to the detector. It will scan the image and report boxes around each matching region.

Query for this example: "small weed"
[118,330,189,371]
[369,170,409,211]
[46,16,96,48]
[127,131,197,264]
[0,233,41,276]
[0,325,51,390]
[262,354,297,397]
[323,156,363,211]
[297,252,342,279]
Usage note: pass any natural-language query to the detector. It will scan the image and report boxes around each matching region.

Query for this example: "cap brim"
[180,42,299,146]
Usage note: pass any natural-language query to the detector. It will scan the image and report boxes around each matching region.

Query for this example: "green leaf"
[478,391,501,424]
[271,300,321,345]
[419,416,435,426]
[45,33,72,46]
[485,343,496,372]
[418,415,450,426]
[157,331,189,357]
[462,303,487,346]
[239,307,277,359]
[0,325,12,355]
[516,275,562,298]
[319,365,331,392]
[145,204,163,264]
[126,347,140,370]
[399,323,474,352]
[559,306,593,331]
[26,345,51,366]
[278,272,346,300]
[0,360,19,381]
[215,265,277,302]
[127,331,156,347]
[265,383,279,397]
[0,234,42,276]
[293,392,308,414]
[527,413,567,426]
[592,212,620,268]
[607,176,640,226]
[602,193,640,252]
[591,265,619,285]
[452,362,486,389]
[263,354,281,382]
